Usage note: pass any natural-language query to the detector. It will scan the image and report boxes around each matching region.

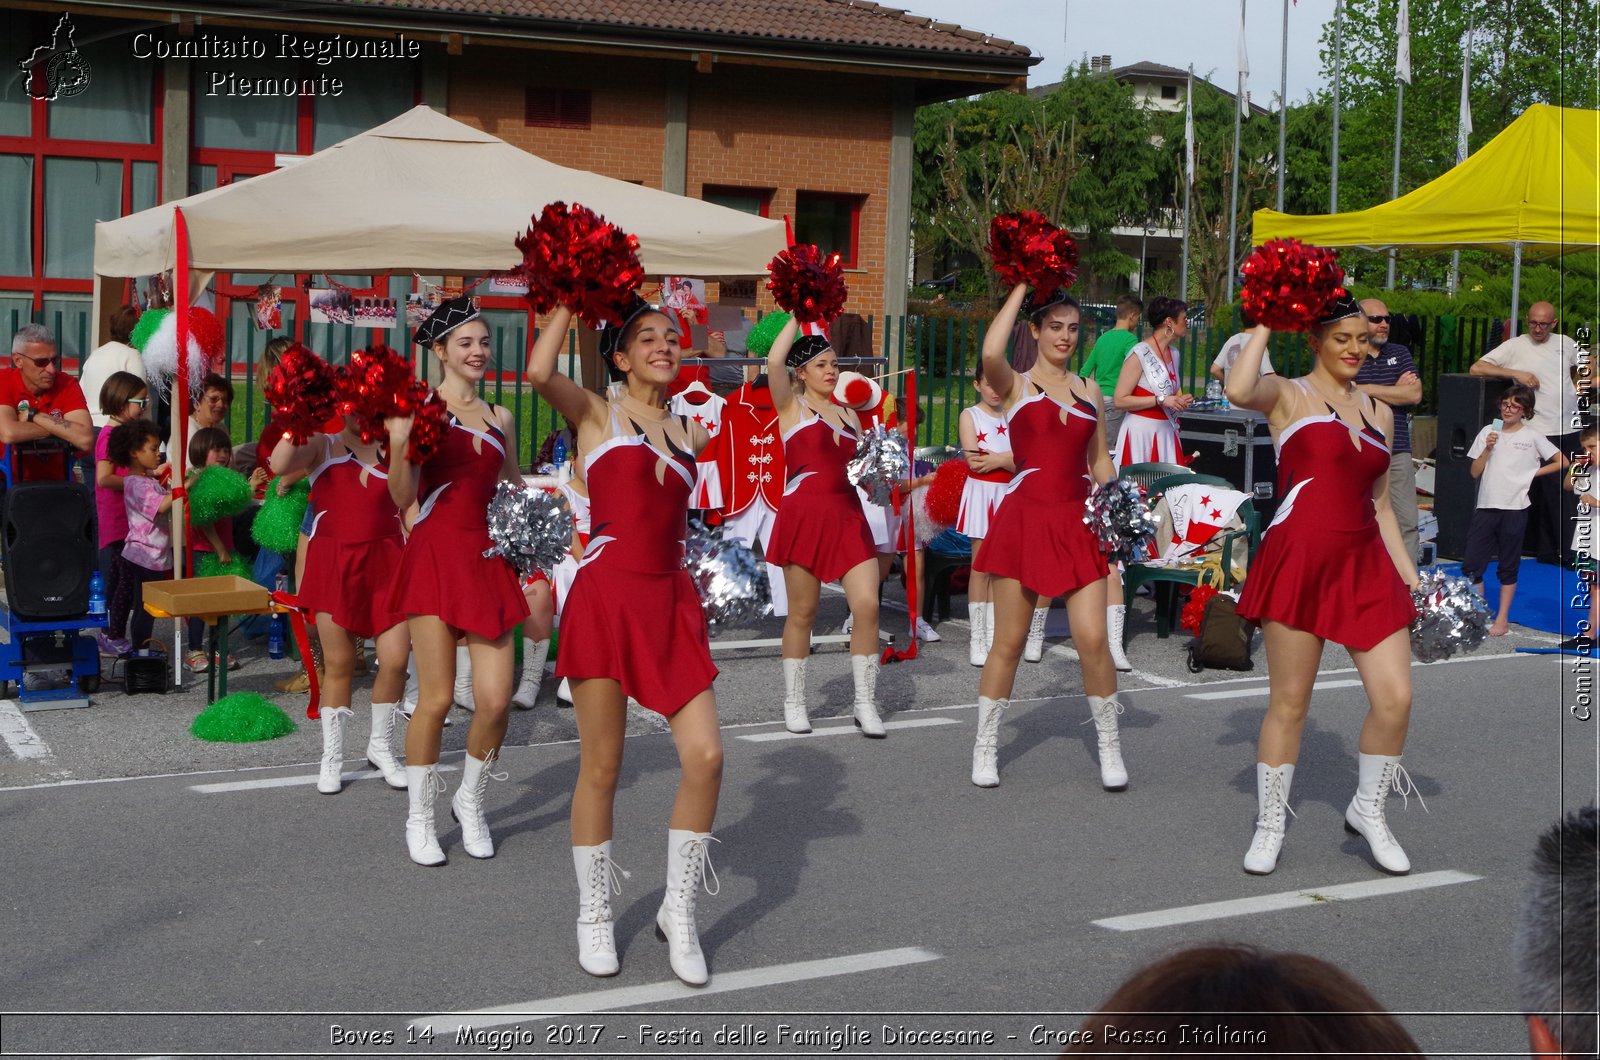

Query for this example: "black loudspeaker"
[1433,373,1509,560]
[2,482,96,619]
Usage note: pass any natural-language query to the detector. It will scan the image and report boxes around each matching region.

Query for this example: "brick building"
[2,1,1035,362]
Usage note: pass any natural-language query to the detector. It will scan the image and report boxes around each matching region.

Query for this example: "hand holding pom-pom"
[339,344,419,444]
[403,385,449,464]
[515,201,645,327]
[988,211,1079,292]
[1410,570,1489,662]
[264,344,339,445]
[1084,479,1159,565]
[848,425,911,505]
[925,459,969,529]
[766,244,848,324]
[1239,239,1347,332]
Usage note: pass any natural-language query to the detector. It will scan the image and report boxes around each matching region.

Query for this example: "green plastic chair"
[1118,461,1191,490]
[1122,496,1261,642]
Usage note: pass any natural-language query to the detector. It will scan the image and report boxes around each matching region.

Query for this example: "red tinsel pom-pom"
[404,384,449,464]
[926,459,970,530]
[264,344,339,445]
[338,344,419,444]
[1181,583,1221,634]
[987,211,1079,292]
[1239,238,1347,332]
[187,307,225,366]
[766,244,848,324]
[515,201,645,327]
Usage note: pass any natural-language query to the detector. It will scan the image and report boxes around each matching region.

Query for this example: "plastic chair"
[1148,472,1235,495]
[1118,461,1191,490]
[921,527,972,623]
[1122,497,1261,641]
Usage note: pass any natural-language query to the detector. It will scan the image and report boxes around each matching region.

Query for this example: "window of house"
[1160,85,1178,101]
[702,185,772,217]
[794,192,863,268]
[525,87,591,130]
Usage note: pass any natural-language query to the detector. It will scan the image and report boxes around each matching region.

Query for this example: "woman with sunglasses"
[94,371,151,655]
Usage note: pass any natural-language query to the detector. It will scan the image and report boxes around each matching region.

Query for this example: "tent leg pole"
[1509,242,1522,338]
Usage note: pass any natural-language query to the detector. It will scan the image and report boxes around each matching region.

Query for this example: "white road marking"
[0,699,52,760]
[190,763,459,794]
[1092,869,1482,931]
[1185,678,1367,701]
[739,717,960,742]
[1042,640,1187,688]
[411,946,941,1029]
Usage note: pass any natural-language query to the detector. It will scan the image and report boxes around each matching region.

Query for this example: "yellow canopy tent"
[1252,103,1600,324]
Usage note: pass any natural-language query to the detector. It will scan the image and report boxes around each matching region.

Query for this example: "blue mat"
[1437,559,1588,637]
[1516,646,1599,657]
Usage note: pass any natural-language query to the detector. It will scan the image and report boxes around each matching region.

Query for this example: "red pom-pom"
[1181,583,1220,634]
[515,201,645,327]
[1239,238,1347,332]
[404,384,448,464]
[187,307,225,369]
[987,211,1079,291]
[766,244,848,324]
[833,371,881,411]
[264,344,339,445]
[338,344,418,444]
[926,459,970,529]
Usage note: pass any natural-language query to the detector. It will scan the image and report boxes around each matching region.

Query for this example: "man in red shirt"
[0,324,93,483]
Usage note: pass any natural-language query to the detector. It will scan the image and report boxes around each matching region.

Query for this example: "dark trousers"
[99,540,124,635]
[111,554,168,648]
[1527,431,1579,562]
[1463,507,1530,585]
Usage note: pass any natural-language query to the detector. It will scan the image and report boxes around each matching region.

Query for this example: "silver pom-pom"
[483,481,572,577]
[1084,478,1159,565]
[1410,569,1490,663]
[684,519,772,626]
[848,424,911,505]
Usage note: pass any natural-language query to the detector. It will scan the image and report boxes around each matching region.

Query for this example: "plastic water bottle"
[269,572,288,659]
[87,571,106,616]
[553,435,571,483]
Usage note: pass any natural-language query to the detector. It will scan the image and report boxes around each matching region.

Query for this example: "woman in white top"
[79,305,147,429]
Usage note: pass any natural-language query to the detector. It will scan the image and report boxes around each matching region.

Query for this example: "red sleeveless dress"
[387,415,527,640]
[973,374,1110,597]
[1235,381,1416,650]
[298,435,406,639]
[556,407,717,716]
[765,410,877,583]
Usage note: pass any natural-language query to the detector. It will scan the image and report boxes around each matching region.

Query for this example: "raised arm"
[269,432,327,477]
[386,415,420,511]
[526,305,607,433]
[765,317,802,417]
[1224,326,1292,414]
[982,284,1029,407]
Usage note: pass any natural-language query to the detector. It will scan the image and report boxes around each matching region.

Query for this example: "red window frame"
[794,191,863,269]
[701,184,773,218]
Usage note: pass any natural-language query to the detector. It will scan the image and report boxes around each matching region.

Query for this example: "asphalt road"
[2,593,1595,1059]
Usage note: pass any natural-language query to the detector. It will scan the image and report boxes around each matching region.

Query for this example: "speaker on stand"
[2,481,96,619]
[1432,374,1509,560]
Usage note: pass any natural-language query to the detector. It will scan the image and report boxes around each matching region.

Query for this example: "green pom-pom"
[251,477,311,554]
[197,552,251,580]
[129,308,170,352]
[744,311,793,359]
[190,692,296,742]
[188,466,252,525]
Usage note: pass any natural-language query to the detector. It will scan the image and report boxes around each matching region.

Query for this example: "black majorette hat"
[414,295,480,346]
[1316,292,1364,328]
[1023,286,1075,319]
[597,293,661,361]
[786,334,832,371]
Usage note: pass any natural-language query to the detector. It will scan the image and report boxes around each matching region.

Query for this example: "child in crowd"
[93,371,151,656]
[106,419,174,652]
[1464,385,1567,636]
[185,427,268,671]
[1562,425,1600,652]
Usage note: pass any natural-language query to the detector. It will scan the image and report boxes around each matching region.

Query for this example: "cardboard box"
[143,576,270,618]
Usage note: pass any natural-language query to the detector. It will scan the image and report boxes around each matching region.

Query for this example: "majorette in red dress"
[1235,380,1415,651]
[556,407,718,716]
[298,434,406,639]
[974,374,1110,597]
[765,409,877,583]
[387,415,527,640]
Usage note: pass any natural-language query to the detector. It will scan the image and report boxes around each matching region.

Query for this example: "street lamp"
[1138,216,1159,296]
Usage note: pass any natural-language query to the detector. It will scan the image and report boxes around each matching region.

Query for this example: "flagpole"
[1276,0,1288,211]
[1387,0,1409,290]
[1330,0,1342,213]
[1450,7,1475,296]
[1180,65,1193,303]
[1227,0,1247,304]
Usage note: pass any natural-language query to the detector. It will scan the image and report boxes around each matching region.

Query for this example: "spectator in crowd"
[1210,303,1276,386]
[1512,805,1598,1059]
[0,323,94,482]
[1080,295,1142,449]
[187,372,233,445]
[1063,944,1421,1055]
[1356,298,1424,562]
[1471,302,1584,563]
[79,305,147,430]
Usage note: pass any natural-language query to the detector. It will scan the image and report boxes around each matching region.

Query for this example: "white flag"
[1396,0,1411,84]
[1237,0,1251,116]
[1456,30,1473,162]
[1185,70,1196,184]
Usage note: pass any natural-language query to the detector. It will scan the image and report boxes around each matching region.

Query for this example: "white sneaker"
[914,617,941,643]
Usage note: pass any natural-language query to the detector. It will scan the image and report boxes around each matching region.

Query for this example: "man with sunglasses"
[0,324,94,483]
[1355,298,1424,562]
[1472,302,1584,564]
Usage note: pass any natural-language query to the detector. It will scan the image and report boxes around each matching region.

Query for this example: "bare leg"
[372,622,410,705]
[315,613,355,709]
[979,576,1038,701]
[968,544,989,604]
[403,614,457,766]
[1489,583,1515,637]
[781,567,822,660]
[570,678,626,845]
[1349,626,1414,756]
[841,558,881,656]
[666,689,724,832]
[523,579,554,641]
[464,631,515,759]
[1255,620,1325,767]
[1063,577,1115,698]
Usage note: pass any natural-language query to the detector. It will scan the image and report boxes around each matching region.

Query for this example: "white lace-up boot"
[1023,606,1049,662]
[850,654,885,738]
[1242,763,1296,875]
[968,602,987,667]
[1085,695,1129,790]
[365,702,406,789]
[511,638,548,710]
[317,707,353,794]
[971,696,1007,787]
[453,646,475,711]
[450,749,506,858]
[1107,604,1133,672]
[573,842,628,977]
[1344,753,1422,874]
[782,657,811,734]
[655,830,720,986]
[404,764,447,866]
[982,602,996,654]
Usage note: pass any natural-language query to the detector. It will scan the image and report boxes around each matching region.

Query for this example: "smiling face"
[196,386,229,427]
[1028,303,1081,367]
[1309,315,1372,383]
[611,311,682,387]
[435,320,492,382]
[796,349,840,400]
